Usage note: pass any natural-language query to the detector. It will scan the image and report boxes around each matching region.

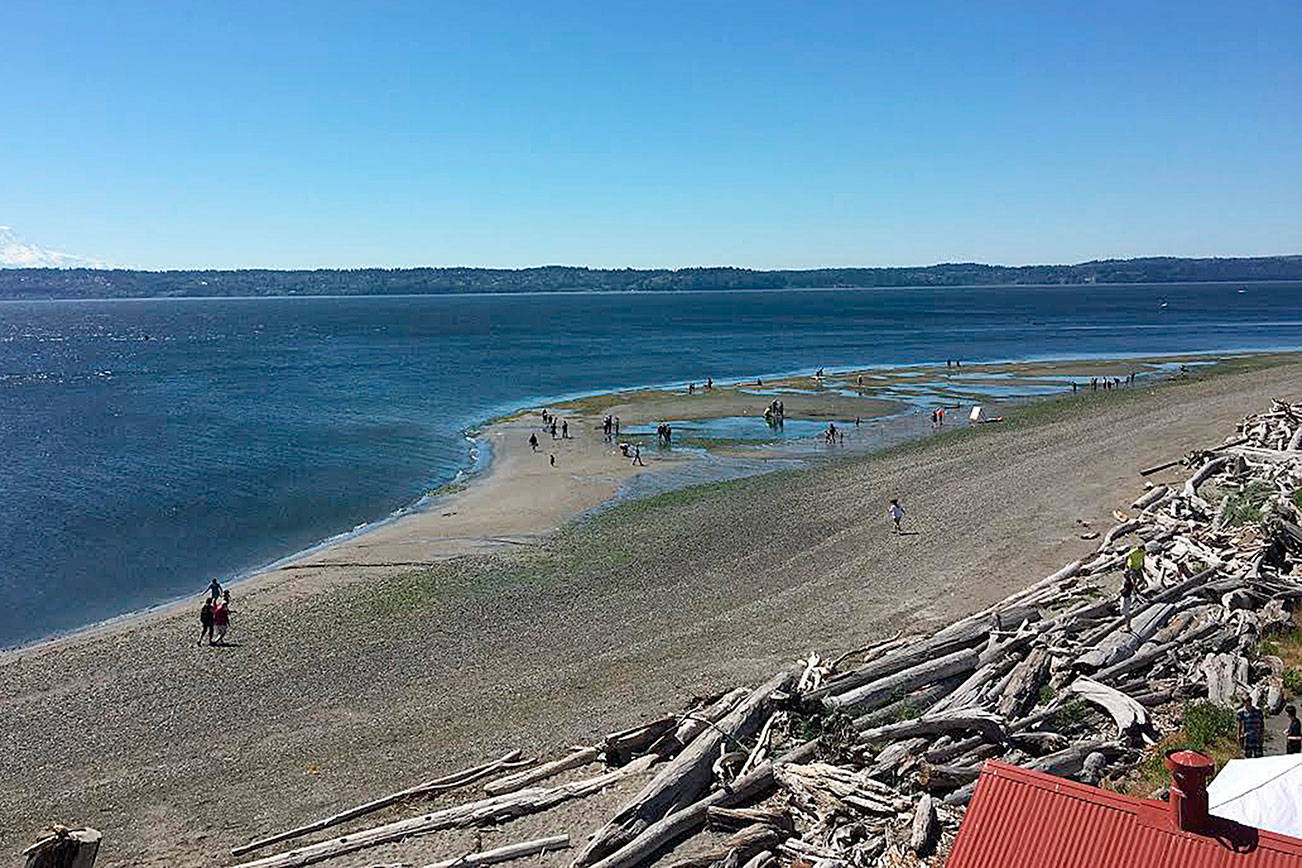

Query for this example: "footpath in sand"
[2,359,1300,866]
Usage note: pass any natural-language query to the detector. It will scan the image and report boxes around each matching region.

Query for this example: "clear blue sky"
[2,0,1299,269]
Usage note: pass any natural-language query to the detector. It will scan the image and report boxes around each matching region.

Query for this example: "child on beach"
[529,432,539,452]
[888,499,905,533]
[199,598,215,646]
[208,577,222,600]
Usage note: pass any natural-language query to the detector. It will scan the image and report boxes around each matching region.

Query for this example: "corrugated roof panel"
[947,761,1302,867]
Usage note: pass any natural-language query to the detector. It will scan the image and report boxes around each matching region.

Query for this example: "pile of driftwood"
[218,399,1302,868]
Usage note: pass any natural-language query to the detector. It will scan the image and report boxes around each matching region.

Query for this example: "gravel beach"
[3,357,1300,867]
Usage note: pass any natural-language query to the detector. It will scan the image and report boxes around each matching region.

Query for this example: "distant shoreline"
[5,277,1302,304]
[2,257,1300,300]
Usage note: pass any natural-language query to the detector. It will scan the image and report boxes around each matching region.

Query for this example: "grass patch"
[1113,701,1239,797]
[1223,480,1279,527]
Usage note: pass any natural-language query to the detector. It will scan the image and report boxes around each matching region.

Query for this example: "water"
[3,282,1301,647]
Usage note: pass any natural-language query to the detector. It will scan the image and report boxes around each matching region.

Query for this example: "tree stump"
[23,827,101,868]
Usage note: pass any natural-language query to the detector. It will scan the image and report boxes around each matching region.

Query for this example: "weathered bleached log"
[737,852,775,868]
[830,631,907,670]
[486,747,600,797]
[1201,653,1248,706]
[828,648,980,715]
[942,741,1122,806]
[605,716,679,762]
[1132,486,1170,510]
[994,647,1051,719]
[231,749,528,856]
[653,688,750,758]
[1184,456,1230,498]
[230,755,657,868]
[573,669,796,868]
[868,737,928,779]
[581,750,794,868]
[1075,603,1176,672]
[1102,519,1144,548]
[705,806,791,833]
[986,562,1083,612]
[416,835,571,868]
[23,827,101,868]
[910,795,938,856]
[1290,427,1302,451]
[919,761,982,792]
[1093,615,1220,684]
[927,656,1015,714]
[663,824,781,868]
[809,610,1030,704]
[853,676,965,728]
[1068,678,1150,739]
[859,709,1005,745]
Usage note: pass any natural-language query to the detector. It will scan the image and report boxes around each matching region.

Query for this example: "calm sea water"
[4,282,1302,647]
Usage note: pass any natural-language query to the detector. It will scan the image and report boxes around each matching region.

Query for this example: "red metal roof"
[946,760,1302,867]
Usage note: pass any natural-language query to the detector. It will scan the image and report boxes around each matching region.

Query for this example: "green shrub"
[1225,481,1278,526]
[1183,702,1237,750]
[1293,488,1302,511]
[1051,698,1089,731]
[1284,668,1302,696]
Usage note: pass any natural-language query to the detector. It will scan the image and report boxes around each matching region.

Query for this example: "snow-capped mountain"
[0,225,109,268]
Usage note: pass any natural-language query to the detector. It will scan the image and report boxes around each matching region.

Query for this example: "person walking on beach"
[213,592,230,645]
[888,498,905,533]
[208,577,222,601]
[614,417,621,437]
[1121,544,1145,631]
[1286,705,1302,755]
[549,454,556,467]
[528,432,539,452]
[632,445,645,466]
[198,598,215,646]
[562,420,569,439]
[1238,695,1265,758]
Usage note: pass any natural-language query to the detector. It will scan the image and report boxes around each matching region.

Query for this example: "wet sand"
[3,356,1299,867]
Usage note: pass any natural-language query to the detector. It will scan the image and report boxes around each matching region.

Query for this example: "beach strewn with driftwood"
[5,356,1301,867]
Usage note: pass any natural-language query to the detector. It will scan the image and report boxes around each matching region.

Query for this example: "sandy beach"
[3,355,1300,867]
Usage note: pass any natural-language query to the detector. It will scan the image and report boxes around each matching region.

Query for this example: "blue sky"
[2,1,1299,269]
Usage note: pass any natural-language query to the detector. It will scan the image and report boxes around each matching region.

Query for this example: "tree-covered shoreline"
[2,255,1300,299]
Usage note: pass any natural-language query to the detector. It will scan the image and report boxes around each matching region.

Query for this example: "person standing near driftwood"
[1121,544,1145,631]
[1286,705,1301,755]
[198,598,215,646]
[1238,695,1265,758]
[888,498,905,534]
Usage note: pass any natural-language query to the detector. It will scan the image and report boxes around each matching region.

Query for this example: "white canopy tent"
[1208,755,1302,841]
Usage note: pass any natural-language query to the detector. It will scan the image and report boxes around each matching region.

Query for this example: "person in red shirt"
[213,592,231,645]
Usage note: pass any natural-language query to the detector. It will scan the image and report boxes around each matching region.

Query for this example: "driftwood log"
[23,828,101,868]
[574,669,797,868]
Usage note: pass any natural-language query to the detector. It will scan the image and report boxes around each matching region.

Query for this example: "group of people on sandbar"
[930,407,947,430]
[601,414,622,442]
[198,578,233,646]
[824,421,843,444]
[763,399,785,428]
[687,377,714,395]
